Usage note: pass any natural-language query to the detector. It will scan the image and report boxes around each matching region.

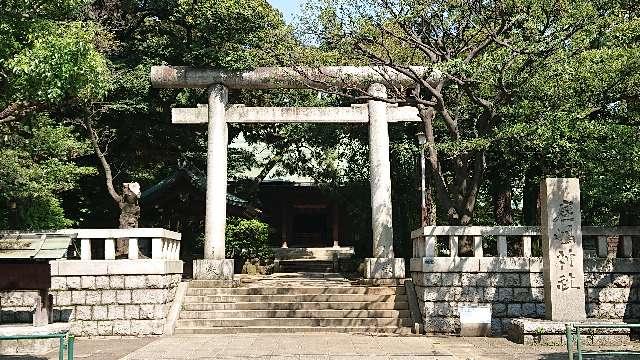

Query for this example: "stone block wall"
[53,273,181,336]
[410,257,640,335]
[0,291,38,323]
[411,257,544,335]
[0,260,183,337]
[585,259,640,320]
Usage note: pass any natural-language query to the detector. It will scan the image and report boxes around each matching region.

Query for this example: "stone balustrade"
[410,224,640,335]
[57,228,181,260]
[1,228,184,336]
[411,226,639,258]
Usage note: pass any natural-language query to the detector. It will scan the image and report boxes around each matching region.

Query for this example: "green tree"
[0,0,110,228]
[297,0,640,228]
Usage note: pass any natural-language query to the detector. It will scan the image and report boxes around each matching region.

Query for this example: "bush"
[225,217,273,265]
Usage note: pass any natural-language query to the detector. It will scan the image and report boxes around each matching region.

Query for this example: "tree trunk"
[85,119,143,257]
[116,183,141,256]
[522,167,540,225]
[491,180,513,225]
[423,172,436,226]
[417,150,437,226]
[6,200,18,229]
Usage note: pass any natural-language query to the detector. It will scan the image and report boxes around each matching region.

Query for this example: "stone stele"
[540,178,586,321]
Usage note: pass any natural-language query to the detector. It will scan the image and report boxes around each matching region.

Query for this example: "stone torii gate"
[150,65,430,279]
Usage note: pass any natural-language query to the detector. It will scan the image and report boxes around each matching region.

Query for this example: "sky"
[267,0,304,24]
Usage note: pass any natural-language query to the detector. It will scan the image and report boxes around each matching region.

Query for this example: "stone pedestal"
[507,318,630,345]
[193,259,234,280]
[364,257,405,279]
[540,178,586,321]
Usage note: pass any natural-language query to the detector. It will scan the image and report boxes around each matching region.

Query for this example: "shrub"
[225,217,273,265]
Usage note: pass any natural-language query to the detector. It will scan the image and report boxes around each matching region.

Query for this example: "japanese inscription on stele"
[540,178,586,321]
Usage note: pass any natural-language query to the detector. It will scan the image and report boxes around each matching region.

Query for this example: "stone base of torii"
[150,65,436,279]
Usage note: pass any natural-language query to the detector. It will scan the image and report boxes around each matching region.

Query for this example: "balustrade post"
[152,238,163,259]
[522,236,532,257]
[597,236,608,257]
[425,236,436,257]
[497,236,508,257]
[473,236,483,257]
[80,239,91,260]
[128,238,139,260]
[621,236,633,258]
[449,236,458,257]
[171,240,179,259]
[104,238,116,260]
[162,239,169,259]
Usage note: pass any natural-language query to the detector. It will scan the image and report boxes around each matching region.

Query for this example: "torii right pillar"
[365,83,405,279]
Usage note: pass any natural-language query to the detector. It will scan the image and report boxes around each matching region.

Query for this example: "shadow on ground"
[540,353,640,359]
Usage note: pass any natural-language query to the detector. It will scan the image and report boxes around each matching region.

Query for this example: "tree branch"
[84,118,122,204]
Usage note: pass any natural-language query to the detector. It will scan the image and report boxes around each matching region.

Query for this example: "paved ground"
[17,333,638,360]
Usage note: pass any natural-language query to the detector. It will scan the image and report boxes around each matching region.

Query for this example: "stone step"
[183,294,407,303]
[175,317,412,328]
[179,309,410,319]
[278,260,335,273]
[186,286,406,296]
[182,301,409,311]
[174,326,412,335]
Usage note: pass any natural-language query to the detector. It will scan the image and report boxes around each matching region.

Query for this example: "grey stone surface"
[85,291,101,305]
[368,83,394,259]
[95,276,110,289]
[125,275,146,289]
[193,259,234,280]
[0,273,180,336]
[0,323,69,355]
[101,290,117,304]
[364,257,405,279]
[540,178,586,321]
[203,84,229,260]
[110,275,125,289]
[117,289,132,304]
[507,318,632,345]
[71,290,86,305]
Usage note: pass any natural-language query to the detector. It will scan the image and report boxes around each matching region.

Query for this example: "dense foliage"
[225,217,273,264]
[295,0,640,229]
[0,0,108,228]
[1,0,638,259]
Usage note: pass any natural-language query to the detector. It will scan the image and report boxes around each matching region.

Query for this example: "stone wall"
[585,258,640,320]
[410,257,640,335]
[0,291,38,323]
[0,260,183,336]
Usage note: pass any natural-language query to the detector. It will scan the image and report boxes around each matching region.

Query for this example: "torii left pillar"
[192,84,235,280]
[364,83,404,279]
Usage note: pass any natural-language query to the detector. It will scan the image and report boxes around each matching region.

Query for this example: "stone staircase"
[174,274,412,334]
[278,259,335,273]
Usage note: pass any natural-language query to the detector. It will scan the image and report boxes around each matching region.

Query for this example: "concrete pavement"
[34,333,640,360]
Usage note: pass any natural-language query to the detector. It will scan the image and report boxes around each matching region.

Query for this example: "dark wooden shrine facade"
[258,181,351,249]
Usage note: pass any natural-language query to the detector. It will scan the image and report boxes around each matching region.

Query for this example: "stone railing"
[409,225,640,335]
[57,228,181,260]
[1,228,183,336]
[584,227,640,258]
[411,226,639,258]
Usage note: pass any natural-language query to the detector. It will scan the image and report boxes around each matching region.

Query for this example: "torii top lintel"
[150,65,436,90]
